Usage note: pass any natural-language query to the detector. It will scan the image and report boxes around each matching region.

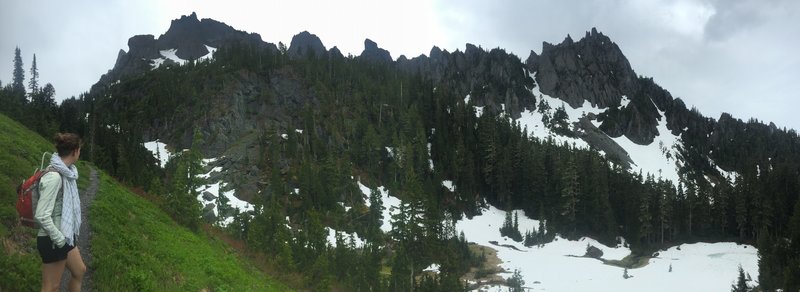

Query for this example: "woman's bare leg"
[41,260,66,292]
[65,247,86,292]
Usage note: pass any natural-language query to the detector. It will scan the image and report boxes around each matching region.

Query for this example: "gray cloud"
[0,0,170,98]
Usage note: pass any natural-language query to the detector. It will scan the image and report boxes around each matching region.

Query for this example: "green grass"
[0,113,289,291]
[0,114,61,291]
[90,171,288,291]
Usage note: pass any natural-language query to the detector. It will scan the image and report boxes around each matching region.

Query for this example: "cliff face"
[528,28,638,110]
[91,12,274,94]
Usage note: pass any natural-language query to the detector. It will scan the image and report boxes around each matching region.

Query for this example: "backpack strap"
[35,152,54,176]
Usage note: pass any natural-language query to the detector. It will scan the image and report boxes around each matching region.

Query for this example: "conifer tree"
[560,156,579,234]
[507,269,525,292]
[28,54,38,97]
[731,265,748,292]
[12,47,25,95]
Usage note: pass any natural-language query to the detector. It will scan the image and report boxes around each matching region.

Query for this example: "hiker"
[35,133,86,292]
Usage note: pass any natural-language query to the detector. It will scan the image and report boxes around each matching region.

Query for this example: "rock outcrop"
[287,31,327,59]
[91,12,275,94]
[528,28,638,109]
[358,39,392,64]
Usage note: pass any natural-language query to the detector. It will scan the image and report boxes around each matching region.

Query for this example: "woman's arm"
[35,172,66,248]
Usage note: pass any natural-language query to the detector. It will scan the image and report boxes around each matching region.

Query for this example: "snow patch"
[143,140,171,168]
[195,157,255,227]
[357,181,401,233]
[423,264,440,273]
[442,180,455,192]
[197,45,217,62]
[326,227,366,248]
[474,106,484,117]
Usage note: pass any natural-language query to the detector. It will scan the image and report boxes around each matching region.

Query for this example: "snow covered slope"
[455,205,758,292]
[516,72,685,184]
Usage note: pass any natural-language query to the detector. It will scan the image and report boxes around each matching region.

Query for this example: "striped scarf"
[50,154,81,246]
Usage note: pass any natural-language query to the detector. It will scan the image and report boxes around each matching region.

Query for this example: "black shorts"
[37,236,75,264]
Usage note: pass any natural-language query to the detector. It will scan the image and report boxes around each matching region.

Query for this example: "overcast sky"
[1,0,799,130]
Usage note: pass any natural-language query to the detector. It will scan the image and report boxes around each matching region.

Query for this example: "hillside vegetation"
[0,113,288,291]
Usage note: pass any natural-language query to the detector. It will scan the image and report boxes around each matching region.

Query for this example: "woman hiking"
[35,133,86,292]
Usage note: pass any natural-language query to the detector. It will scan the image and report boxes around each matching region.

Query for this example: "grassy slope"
[0,114,288,291]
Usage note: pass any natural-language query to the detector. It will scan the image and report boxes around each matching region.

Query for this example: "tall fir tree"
[12,46,25,95]
[28,53,38,98]
[560,155,579,234]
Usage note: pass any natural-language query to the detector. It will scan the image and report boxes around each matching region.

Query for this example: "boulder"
[202,191,215,201]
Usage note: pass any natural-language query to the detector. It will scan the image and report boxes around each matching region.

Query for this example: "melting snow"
[326,227,366,248]
[195,157,255,227]
[357,181,401,233]
[197,45,216,62]
[456,204,759,292]
[160,48,188,65]
[524,72,684,184]
[423,263,440,273]
[143,140,171,168]
[475,106,485,117]
[442,180,455,192]
[609,110,681,184]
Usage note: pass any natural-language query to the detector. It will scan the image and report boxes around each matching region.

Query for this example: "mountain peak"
[288,31,327,59]
[359,38,392,63]
[91,13,274,94]
[529,29,637,109]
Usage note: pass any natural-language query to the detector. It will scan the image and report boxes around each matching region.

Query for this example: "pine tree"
[28,54,38,98]
[731,265,748,292]
[12,47,25,95]
[638,189,653,244]
[367,188,385,242]
[734,174,748,239]
[560,156,579,234]
[507,269,525,292]
[658,181,673,244]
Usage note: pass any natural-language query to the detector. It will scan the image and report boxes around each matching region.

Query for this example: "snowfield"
[355,177,758,291]
[519,72,687,185]
[609,109,681,184]
[455,204,759,292]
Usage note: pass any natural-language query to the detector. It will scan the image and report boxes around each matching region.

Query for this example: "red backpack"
[16,153,55,228]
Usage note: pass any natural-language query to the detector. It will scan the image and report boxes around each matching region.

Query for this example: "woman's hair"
[54,133,82,157]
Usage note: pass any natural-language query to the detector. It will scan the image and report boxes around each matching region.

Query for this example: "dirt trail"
[60,167,98,291]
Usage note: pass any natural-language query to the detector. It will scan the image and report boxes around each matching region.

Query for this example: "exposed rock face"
[358,39,392,63]
[397,43,535,118]
[329,46,344,59]
[91,12,276,94]
[528,28,639,109]
[525,28,690,146]
[287,31,327,59]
